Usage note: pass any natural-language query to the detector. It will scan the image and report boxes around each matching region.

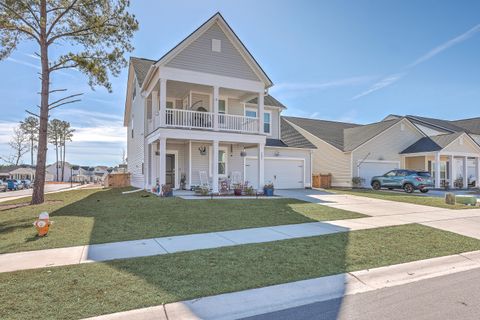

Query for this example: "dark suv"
[371,170,434,193]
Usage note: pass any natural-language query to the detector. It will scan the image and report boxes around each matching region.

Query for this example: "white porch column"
[477,157,480,189]
[212,140,219,193]
[258,142,265,189]
[147,143,152,188]
[258,91,264,134]
[188,140,192,189]
[159,79,167,127]
[434,152,441,189]
[151,90,159,128]
[463,156,468,189]
[159,137,166,187]
[449,155,455,189]
[213,86,219,131]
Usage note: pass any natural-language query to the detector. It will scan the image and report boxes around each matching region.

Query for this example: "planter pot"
[234,189,242,196]
[263,188,274,196]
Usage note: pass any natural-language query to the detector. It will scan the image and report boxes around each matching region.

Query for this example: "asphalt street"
[243,267,480,320]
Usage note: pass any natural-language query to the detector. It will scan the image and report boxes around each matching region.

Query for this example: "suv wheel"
[372,181,381,190]
[420,189,429,193]
[403,183,414,193]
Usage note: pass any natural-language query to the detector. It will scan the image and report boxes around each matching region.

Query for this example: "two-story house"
[124,13,315,192]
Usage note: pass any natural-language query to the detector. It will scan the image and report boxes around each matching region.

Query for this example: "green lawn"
[1,224,479,320]
[331,188,477,209]
[0,188,365,254]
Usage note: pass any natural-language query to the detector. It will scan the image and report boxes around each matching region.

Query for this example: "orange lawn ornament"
[33,212,52,237]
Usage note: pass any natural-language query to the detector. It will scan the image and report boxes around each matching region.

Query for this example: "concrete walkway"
[83,250,480,320]
[3,191,480,273]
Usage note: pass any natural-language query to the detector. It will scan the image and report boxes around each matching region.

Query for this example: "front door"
[165,154,175,188]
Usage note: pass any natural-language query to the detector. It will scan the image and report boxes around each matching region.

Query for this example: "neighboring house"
[285,115,480,189]
[124,13,315,191]
[46,161,74,182]
[0,165,37,181]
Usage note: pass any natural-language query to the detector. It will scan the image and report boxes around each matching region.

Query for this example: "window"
[219,100,226,114]
[384,171,396,177]
[245,109,257,118]
[212,39,221,52]
[166,101,174,109]
[132,84,136,101]
[264,112,271,134]
[130,118,134,139]
[218,149,227,176]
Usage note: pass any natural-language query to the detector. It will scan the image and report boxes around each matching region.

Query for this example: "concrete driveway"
[274,189,332,203]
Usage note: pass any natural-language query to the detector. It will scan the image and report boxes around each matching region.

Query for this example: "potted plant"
[244,183,255,196]
[180,174,187,190]
[233,183,243,196]
[161,184,173,197]
[351,177,365,189]
[263,183,274,196]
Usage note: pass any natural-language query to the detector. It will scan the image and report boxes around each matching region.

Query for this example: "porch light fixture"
[240,147,247,157]
[274,151,280,157]
[155,151,160,156]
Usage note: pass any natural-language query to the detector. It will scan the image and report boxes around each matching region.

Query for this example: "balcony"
[148,109,259,134]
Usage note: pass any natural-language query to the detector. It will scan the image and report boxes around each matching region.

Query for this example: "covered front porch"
[145,130,266,193]
[403,153,480,189]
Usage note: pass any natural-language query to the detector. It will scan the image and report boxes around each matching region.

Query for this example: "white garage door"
[245,158,304,189]
[358,161,399,188]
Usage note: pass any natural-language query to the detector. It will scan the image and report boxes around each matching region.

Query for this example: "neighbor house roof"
[247,95,286,109]
[451,117,480,135]
[405,115,467,133]
[343,118,402,152]
[401,132,464,154]
[130,57,155,87]
[283,116,358,150]
[266,118,316,149]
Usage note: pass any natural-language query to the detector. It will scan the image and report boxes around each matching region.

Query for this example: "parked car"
[21,179,32,189]
[371,170,434,193]
[0,180,6,192]
[15,180,25,190]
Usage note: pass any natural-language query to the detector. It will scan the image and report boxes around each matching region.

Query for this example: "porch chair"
[199,171,210,189]
[231,171,242,187]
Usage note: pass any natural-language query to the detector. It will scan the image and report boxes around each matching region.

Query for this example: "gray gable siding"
[166,23,260,81]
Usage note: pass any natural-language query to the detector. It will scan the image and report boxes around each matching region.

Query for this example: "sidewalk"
[83,250,480,320]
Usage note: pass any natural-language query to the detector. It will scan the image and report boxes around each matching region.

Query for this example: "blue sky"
[1,0,480,166]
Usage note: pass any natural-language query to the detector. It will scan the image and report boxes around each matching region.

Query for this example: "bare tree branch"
[0,2,40,38]
[48,93,83,107]
[46,0,80,37]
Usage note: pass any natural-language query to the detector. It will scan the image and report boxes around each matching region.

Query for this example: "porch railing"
[218,113,259,133]
[157,109,259,134]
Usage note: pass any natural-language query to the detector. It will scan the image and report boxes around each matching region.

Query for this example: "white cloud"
[352,23,480,100]
[6,57,40,70]
[0,121,18,144]
[74,125,126,143]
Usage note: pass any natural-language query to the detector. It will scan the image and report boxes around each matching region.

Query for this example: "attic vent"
[212,39,221,52]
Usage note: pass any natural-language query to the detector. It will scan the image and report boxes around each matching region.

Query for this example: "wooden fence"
[104,173,130,188]
[312,174,332,189]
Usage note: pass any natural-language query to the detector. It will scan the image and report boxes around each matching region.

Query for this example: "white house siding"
[286,123,352,187]
[227,98,243,116]
[470,134,480,146]
[352,120,424,179]
[267,107,280,140]
[443,136,480,154]
[165,142,187,188]
[127,79,146,188]
[166,23,260,81]
[190,142,211,186]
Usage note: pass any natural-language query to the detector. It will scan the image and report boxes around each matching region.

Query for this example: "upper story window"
[132,84,136,101]
[219,99,226,114]
[130,117,134,139]
[245,109,257,118]
[212,39,221,52]
[264,112,271,134]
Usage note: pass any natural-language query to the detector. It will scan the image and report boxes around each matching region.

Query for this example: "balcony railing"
[149,109,259,134]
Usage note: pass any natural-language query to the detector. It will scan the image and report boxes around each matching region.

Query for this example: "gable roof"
[451,117,480,135]
[405,115,466,133]
[343,118,403,152]
[283,116,359,150]
[276,118,316,149]
[154,12,272,87]
[130,57,154,87]
[401,132,464,154]
[247,95,286,109]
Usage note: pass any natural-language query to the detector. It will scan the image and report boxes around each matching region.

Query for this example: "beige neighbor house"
[285,115,480,189]
[124,13,315,191]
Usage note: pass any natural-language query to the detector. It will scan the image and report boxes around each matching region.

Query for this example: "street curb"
[82,250,480,320]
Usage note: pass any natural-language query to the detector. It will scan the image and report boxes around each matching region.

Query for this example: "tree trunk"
[55,143,59,181]
[31,137,34,166]
[61,141,65,182]
[31,0,49,205]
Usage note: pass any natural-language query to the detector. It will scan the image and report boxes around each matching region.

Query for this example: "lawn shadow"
[45,188,351,319]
